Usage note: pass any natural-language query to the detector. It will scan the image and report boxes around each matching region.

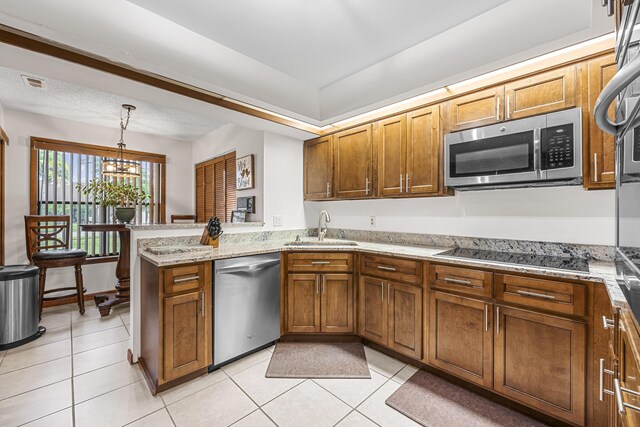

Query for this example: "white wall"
[3,109,193,293]
[304,186,616,246]
[263,132,306,231]
[0,102,5,128]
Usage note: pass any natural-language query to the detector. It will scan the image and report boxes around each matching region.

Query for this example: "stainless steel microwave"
[444,108,583,190]
[623,97,640,177]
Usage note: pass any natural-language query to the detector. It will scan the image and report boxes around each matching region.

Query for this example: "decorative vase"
[114,207,136,224]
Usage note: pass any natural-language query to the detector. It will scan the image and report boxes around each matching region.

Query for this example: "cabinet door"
[619,314,640,427]
[586,53,616,189]
[449,87,504,131]
[376,115,406,197]
[388,282,422,359]
[304,136,333,200]
[429,291,493,388]
[494,305,586,425]
[320,274,354,333]
[163,291,208,382]
[504,66,577,120]
[287,274,320,333]
[358,276,388,345]
[406,105,440,195]
[334,124,373,199]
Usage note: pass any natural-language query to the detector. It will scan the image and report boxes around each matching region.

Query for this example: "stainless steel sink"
[283,240,358,247]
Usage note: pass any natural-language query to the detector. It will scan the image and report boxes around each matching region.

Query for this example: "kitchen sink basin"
[283,240,358,247]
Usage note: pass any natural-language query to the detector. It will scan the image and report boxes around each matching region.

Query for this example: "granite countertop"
[127,222,265,231]
[138,237,626,308]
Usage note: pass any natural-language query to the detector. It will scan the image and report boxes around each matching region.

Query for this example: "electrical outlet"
[369,216,376,227]
[273,215,283,227]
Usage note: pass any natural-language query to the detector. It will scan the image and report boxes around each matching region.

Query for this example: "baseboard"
[42,289,117,308]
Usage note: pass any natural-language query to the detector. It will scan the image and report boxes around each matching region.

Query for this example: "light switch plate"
[273,215,283,227]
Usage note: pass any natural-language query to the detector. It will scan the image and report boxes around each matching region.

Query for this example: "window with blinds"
[30,137,166,261]
[195,152,236,223]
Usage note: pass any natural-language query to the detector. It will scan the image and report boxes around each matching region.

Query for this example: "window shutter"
[214,158,226,220]
[195,165,205,222]
[204,163,214,220]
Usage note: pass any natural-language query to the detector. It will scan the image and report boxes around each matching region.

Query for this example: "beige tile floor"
[0,303,424,427]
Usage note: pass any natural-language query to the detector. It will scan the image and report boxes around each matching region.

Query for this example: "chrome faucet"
[318,210,331,241]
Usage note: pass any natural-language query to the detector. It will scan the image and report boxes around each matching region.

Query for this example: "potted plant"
[76,179,150,224]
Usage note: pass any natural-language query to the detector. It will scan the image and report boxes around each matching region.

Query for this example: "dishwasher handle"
[216,259,280,275]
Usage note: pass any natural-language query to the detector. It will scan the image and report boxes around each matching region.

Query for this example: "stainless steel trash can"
[0,265,46,350]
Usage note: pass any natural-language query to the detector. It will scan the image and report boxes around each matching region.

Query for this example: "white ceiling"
[0,65,223,141]
[0,0,614,125]
[128,0,509,88]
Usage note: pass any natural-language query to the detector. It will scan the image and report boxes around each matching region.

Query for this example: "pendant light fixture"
[102,104,141,178]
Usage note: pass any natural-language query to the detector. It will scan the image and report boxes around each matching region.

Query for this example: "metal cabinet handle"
[174,275,199,284]
[388,282,390,304]
[400,174,403,193]
[506,95,511,120]
[381,281,384,302]
[594,153,599,182]
[377,265,397,272]
[322,275,326,294]
[326,182,331,197]
[603,315,615,330]
[516,290,556,300]
[443,277,483,289]
[316,275,319,295]
[484,304,489,332]
[496,97,500,121]
[405,173,409,193]
[614,378,640,414]
[311,261,331,265]
[201,291,205,317]
[600,358,615,401]
[496,306,500,335]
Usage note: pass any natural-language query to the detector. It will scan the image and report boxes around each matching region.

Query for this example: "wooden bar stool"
[24,215,87,319]
[170,214,197,223]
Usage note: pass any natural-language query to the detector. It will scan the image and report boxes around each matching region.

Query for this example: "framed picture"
[236,154,254,190]
[231,210,247,223]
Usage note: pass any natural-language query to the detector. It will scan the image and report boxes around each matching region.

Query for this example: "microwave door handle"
[533,128,542,175]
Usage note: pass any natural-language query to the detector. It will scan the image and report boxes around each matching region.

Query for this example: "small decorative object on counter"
[231,210,247,223]
[76,179,149,224]
[200,217,223,248]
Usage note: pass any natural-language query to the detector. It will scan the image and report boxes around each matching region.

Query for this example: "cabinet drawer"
[494,274,586,317]
[430,264,493,297]
[360,255,422,285]
[287,253,353,272]
[163,263,207,294]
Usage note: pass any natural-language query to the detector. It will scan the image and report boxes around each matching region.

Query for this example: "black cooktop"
[439,248,590,273]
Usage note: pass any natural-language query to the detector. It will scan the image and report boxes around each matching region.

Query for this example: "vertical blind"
[30,138,166,259]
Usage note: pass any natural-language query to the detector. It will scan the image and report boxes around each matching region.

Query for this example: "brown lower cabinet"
[429,291,493,388]
[494,305,586,426]
[359,275,422,359]
[139,259,212,394]
[286,273,354,334]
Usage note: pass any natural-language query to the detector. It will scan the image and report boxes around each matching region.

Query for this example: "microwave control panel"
[541,124,574,170]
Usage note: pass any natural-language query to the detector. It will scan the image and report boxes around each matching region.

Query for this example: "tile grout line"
[70,314,77,427]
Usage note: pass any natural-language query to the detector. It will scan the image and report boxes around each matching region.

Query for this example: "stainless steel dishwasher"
[212,252,280,368]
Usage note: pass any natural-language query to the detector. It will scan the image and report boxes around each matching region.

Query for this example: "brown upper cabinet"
[449,87,504,132]
[334,124,374,199]
[304,136,333,200]
[377,106,441,197]
[504,65,577,120]
[585,53,616,189]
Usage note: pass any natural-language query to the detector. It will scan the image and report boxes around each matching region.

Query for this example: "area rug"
[385,370,548,427]
[265,341,371,379]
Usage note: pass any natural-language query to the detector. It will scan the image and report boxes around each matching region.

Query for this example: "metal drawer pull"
[443,277,483,289]
[174,275,199,284]
[594,153,599,182]
[516,290,555,300]
[377,265,397,272]
[326,182,331,197]
[603,316,615,330]
[496,97,500,121]
[405,174,409,192]
[600,358,615,401]
[614,378,640,414]
[400,174,403,193]
[311,261,331,265]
